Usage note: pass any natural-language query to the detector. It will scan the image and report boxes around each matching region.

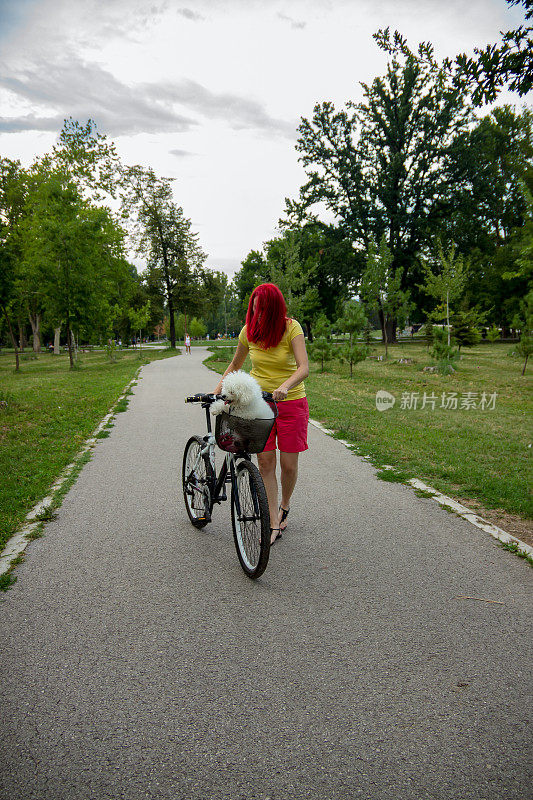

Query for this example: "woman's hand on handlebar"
[213,380,223,395]
[272,384,288,402]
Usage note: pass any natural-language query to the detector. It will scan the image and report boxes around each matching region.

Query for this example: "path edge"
[0,367,144,578]
[308,417,533,559]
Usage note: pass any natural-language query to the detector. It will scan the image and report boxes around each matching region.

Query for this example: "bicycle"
[182,392,277,579]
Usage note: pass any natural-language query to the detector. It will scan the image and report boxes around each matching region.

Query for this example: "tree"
[289,36,470,341]
[448,0,532,106]
[512,289,533,374]
[120,165,207,349]
[128,301,151,358]
[23,170,128,368]
[39,117,121,203]
[374,2,532,107]
[450,309,483,351]
[339,342,368,377]
[486,325,501,343]
[308,313,334,372]
[189,316,207,339]
[233,250,269,312]
[0,158,28,370]
[336,299,367,346]
[431,326,460,375]
[361,236,412,359]
[418,240,469,346]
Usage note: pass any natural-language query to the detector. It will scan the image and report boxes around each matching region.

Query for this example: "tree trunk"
[71,328,77,363]
[18,320,26,351]
[2,304,20,371]
[446,290,450,347]
[168,301,176,348]
[378,309,397,345]
[522,354,528,376]
[53,326,61,355]
[66,316,74,369]
[29,311,41,353]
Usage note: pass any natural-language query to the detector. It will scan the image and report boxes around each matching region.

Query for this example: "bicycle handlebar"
[185,391,274,404]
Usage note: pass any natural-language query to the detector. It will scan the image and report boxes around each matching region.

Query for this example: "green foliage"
[233,250,269,312]
[361,236,412,356]
[189,316,207,339]
[309,336,334,373]
[290,38,470,325]
[418,240,469,346]
[339,342,368,377]
[0,573,17,591]
[486,326,501,343]
[105,340,117,362]
[512,289,533,375]
[451,309,483,350]
[373,12,532,108]
[314,313,332,339]
[336,300,367,345]
[119,165,207,349]
[431,326,460,375]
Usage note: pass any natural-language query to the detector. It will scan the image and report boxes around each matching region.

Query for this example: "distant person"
[185,333,191,354]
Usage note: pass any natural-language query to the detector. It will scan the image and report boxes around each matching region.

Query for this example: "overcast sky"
[0,0,529,277]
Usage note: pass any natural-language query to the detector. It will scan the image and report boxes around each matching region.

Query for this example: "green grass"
[205,341,532,521]
[0,348,180,552]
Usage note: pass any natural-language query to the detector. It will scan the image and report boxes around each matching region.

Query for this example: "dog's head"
[221,371,260,407]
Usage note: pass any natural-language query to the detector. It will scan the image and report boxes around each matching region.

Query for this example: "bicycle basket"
[215,407,276,454]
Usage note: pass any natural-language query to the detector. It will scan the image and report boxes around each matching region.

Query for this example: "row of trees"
[0,120,229,369]
[2,2,530,371]
[233,3,532,346]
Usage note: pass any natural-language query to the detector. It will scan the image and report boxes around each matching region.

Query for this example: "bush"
[431,327,459,375]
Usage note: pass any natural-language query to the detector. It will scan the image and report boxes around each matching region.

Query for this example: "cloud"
[277,11,306,29]
[0,57,196,135]
[177,7,205,21]
[169,148,196,157]
[155,78,297,136]
[0,55,297,138]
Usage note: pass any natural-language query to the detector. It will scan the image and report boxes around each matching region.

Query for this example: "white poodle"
[211,371,274,420]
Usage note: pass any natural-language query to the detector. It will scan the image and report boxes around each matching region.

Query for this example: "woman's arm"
[272,334,309,401]
[213,340,249,394]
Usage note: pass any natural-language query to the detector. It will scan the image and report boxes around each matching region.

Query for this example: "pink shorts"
[263,397,309,453]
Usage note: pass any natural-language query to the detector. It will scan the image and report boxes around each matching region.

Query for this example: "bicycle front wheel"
[231,459,270,579]
[182,435,214,528]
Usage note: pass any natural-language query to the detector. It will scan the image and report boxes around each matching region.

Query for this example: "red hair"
[246,283,288,349]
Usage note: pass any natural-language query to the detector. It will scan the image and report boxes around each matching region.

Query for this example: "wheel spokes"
[236,470,262,567]
[185,445,208,516]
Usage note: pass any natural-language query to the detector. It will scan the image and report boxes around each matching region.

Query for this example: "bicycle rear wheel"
[231,459,270,578]
[182,436,214,528]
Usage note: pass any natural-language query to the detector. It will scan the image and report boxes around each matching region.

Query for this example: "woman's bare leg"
[279,451,299,529]
[257,450,279,541]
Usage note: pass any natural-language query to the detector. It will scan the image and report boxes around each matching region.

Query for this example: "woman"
[213,283,309,544]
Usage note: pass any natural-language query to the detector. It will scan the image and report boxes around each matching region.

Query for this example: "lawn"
[205,340,533,528]
[0,348,180,552]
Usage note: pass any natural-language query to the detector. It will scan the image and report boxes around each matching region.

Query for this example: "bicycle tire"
[231,459,270,578]
[182,435,214,528]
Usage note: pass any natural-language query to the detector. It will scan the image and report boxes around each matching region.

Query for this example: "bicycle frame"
[183,390,273,578]
[189,401,252,521]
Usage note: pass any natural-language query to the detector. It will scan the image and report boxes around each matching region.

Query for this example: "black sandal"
[270,527,282,544]
[279,505,290,531]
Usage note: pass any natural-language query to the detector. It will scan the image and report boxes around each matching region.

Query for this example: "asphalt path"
[1,348,531,800]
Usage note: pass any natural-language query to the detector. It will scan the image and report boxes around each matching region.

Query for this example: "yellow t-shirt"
[238,319,306,401]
